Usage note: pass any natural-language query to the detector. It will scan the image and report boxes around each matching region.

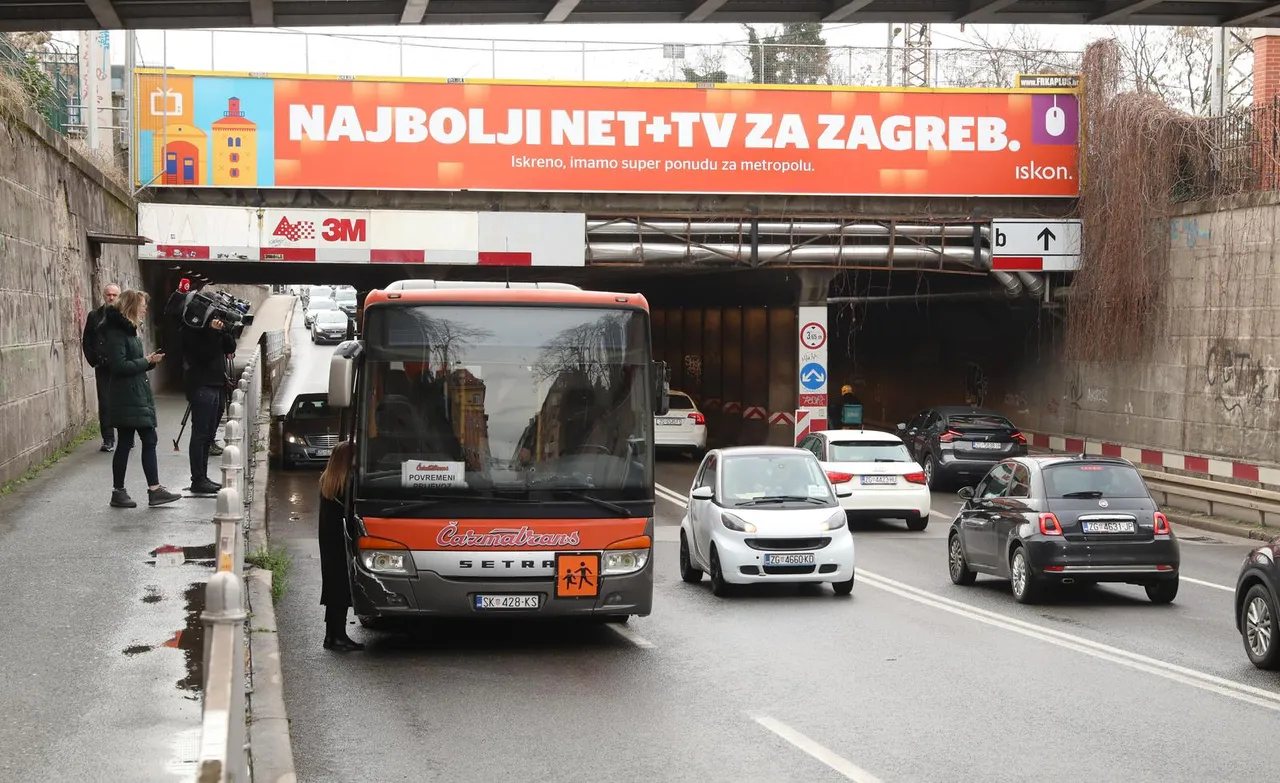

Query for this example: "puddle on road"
[117,581,208,700]
[145,543,217,568]
[174,583,207,699]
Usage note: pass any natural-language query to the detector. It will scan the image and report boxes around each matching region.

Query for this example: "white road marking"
[605,622,655,648]
[751,714,887,783]
[656,484,1237,592]
[655,484,688,507]
[856,570,1280,713]
[1183,576,1234,592]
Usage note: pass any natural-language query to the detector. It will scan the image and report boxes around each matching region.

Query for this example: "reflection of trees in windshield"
[392,312,495,368]
[534,313,628,386]
[361,306,650,498]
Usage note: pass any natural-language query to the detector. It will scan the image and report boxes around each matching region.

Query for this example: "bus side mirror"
[329,354,354,408]
[653,360,670,416]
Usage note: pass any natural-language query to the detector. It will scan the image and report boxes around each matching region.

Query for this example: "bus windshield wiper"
[549,489,630,517]
[366,493,533,516]
[736,495,827,506]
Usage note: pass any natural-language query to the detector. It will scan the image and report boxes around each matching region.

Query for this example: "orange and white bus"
[327,280,669,626]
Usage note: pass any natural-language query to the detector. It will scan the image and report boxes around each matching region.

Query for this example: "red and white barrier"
[1026,431,1280,489]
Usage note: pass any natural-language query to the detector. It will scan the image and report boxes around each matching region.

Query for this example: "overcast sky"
[79,22,1116,85]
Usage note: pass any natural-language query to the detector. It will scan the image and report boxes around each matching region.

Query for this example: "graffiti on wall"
[1170,217,1212,249]
[1205,340,1274,417]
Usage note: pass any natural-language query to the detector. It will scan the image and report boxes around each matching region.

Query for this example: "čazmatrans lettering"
[435,522,582,549]
[288,105,1019,152]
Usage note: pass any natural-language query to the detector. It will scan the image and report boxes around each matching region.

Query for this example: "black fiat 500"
[947,455,1180,604]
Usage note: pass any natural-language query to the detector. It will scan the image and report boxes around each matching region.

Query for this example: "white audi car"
[679,446,856,597]
[655,390,707,456]
[797,428,931,531]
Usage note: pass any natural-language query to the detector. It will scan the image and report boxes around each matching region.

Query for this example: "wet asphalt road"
[268,310,1280,783]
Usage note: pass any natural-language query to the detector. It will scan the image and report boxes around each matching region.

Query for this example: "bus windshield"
[357,304,652,501]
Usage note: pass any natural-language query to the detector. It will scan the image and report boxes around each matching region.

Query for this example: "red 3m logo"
[272,217,366,243]
[322,218,366,242]
[272,217,315,242]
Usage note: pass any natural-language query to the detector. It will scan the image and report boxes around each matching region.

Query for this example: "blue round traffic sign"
[800,362,826,391]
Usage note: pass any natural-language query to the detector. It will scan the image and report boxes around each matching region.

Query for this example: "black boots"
[323,609,364,651]
[190,478,222,495]
[323,626,364,652]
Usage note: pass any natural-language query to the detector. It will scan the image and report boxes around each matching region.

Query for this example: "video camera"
[165,278,254,339]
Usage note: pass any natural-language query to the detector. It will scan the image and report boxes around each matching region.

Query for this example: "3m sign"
[273,217,368,243]
[137,204,588,266]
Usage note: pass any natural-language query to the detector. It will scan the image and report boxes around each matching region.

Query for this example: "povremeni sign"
[134,69,1080,198]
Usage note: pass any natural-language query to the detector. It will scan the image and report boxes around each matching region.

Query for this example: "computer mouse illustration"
[1044,104,1066,137]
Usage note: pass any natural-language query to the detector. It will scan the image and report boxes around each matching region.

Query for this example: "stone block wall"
[0,106,141,486]
[994,198,1280,466]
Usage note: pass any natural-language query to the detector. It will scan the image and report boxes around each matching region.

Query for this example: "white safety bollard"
[199,569,246,696]
[220,440,243,493]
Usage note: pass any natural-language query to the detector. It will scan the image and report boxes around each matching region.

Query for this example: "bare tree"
[947,26,1081,88]
[1112,26,1252,114]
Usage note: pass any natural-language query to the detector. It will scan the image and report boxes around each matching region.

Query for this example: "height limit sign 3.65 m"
[801,322,826,350]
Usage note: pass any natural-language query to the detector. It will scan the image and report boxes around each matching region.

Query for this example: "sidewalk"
[0,393,223,782]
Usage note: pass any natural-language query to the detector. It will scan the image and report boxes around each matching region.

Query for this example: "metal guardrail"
[195,332,271,782]
[1139,468,1280,531]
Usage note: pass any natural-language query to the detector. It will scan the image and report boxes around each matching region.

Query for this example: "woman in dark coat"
[318,440,363,651]
[101,290,182,509]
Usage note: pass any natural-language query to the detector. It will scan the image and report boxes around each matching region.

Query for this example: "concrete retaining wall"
[0,106,140,486]
[955,200,1280,469]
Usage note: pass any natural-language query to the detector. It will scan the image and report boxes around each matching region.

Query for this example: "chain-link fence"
[141,28,1081,90]
[0,33,78,133]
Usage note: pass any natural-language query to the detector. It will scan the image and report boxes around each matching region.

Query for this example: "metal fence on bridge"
[135,27,1079,90]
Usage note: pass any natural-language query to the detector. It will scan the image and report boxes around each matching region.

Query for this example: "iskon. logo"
[1014,162,1072,180]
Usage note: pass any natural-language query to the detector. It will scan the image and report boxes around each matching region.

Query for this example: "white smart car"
[798,428,931,531]
[679,446,856,597]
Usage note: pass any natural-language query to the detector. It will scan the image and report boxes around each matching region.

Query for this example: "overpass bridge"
[1,0,1275,31]
[126,65,1082,445]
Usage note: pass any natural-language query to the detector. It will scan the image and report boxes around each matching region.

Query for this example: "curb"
[1165,510,1276,543]
[246,406,297,782]
[282,297,295,348]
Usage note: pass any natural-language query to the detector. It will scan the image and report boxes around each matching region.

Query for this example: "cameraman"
[182,316,236,494]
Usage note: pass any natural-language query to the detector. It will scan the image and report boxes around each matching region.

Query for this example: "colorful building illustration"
[134,71,275,188]
[212,97,258,187]
[154,123,207,186]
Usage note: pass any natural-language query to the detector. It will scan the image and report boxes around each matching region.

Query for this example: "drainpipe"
[990,270,1023,298]
[1016,272,1045,299]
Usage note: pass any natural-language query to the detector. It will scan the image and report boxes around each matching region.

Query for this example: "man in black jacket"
[182,317,236,494]
[82,283,121,451]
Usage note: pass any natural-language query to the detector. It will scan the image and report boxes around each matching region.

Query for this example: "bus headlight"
[360,550,414,576]
[602,549,650,575]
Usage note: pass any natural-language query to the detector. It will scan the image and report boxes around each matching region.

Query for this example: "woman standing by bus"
[318,441,364,651]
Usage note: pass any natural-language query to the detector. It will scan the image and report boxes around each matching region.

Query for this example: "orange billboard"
[134,69,1079,197]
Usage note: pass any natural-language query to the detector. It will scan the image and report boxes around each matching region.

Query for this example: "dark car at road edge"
[1234,537,1280,670]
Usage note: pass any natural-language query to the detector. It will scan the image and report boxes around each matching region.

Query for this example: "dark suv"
[899,406,1027,490]
[1235,537,1280,670]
